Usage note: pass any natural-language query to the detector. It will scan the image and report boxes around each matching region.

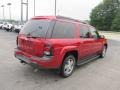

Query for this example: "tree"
[90,0,120,31]
[111,9,120,32]
[90,3,104,30]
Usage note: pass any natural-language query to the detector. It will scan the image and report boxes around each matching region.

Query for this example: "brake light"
[44,43,53,56]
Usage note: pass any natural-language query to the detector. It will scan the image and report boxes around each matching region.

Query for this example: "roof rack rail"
[56,16,88,24]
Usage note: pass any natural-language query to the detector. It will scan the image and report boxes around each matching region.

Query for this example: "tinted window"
[89,27,99,38]
[79,25,90,38]
[20,20,51,37]
[52,21,75,38]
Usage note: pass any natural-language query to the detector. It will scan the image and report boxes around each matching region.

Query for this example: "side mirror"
[99,35,105,39]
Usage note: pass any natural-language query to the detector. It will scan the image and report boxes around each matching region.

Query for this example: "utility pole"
[21,0,28,22]
[34,0,35,16]
[26,0,28,21]
[55,0,57,16]
[1,5,5,21]
[7,3,12,21]
[21,0,23,22]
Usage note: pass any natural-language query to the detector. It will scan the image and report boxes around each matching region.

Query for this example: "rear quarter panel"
[46,39,79,67]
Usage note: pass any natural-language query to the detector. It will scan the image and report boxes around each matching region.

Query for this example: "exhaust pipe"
[20,60,27,65]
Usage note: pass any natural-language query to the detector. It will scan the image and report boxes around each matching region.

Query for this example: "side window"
[89,27,99,38]
[79,25,90,38]
[52,21,75,38]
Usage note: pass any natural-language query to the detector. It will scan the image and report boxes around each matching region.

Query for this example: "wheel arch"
[62,50,78,65]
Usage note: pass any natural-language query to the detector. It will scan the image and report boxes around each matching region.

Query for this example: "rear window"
[52,21,75,38]
[20,20,51,37]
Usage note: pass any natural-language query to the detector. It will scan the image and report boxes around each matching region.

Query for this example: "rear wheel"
[60,55,76,78]
[100,46,107,58]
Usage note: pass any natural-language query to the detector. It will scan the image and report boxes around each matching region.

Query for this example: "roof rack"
[56,16,88,24]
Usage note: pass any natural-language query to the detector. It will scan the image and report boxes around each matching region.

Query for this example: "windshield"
[0,22,3,24]
[20,19,51,38]
[4,23,7,25]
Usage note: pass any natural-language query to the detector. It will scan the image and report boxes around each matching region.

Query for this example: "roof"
[32,16,88,25]
[32,16,56,20]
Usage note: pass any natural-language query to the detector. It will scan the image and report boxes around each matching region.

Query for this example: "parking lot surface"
[0,30,120,90]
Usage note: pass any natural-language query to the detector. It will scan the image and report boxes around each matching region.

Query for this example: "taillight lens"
[44,43,53,56]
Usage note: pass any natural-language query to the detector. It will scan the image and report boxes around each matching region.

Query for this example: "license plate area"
[22,40,32,47]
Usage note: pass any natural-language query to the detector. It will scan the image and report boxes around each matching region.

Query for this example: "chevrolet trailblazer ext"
[14,16,107,77]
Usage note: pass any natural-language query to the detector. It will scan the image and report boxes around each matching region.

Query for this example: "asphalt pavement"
[0,29,120,90]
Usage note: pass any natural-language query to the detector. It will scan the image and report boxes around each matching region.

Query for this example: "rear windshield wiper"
[26,33,37,39]
[27,35,37,39]
[26,30,39,39]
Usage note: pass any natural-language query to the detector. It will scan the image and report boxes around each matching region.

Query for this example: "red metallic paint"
[14,16,107,69]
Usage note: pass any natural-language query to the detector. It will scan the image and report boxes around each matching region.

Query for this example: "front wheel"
[60,55,76,78]
[100,46,107,58]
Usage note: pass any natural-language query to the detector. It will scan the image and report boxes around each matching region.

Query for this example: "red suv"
[14,16,107,77]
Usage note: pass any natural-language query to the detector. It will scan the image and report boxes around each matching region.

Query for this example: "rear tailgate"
[18,35,45,57]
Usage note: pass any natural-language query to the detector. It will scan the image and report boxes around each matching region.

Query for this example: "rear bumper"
[14,48,62,69]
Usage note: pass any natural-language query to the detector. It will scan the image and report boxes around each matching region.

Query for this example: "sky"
[0,0,103,21]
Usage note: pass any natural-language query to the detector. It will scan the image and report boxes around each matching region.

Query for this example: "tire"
[100,46,107,58]
[60,55,76,78]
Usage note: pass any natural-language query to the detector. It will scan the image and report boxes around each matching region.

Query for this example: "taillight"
[44,43,53,56]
